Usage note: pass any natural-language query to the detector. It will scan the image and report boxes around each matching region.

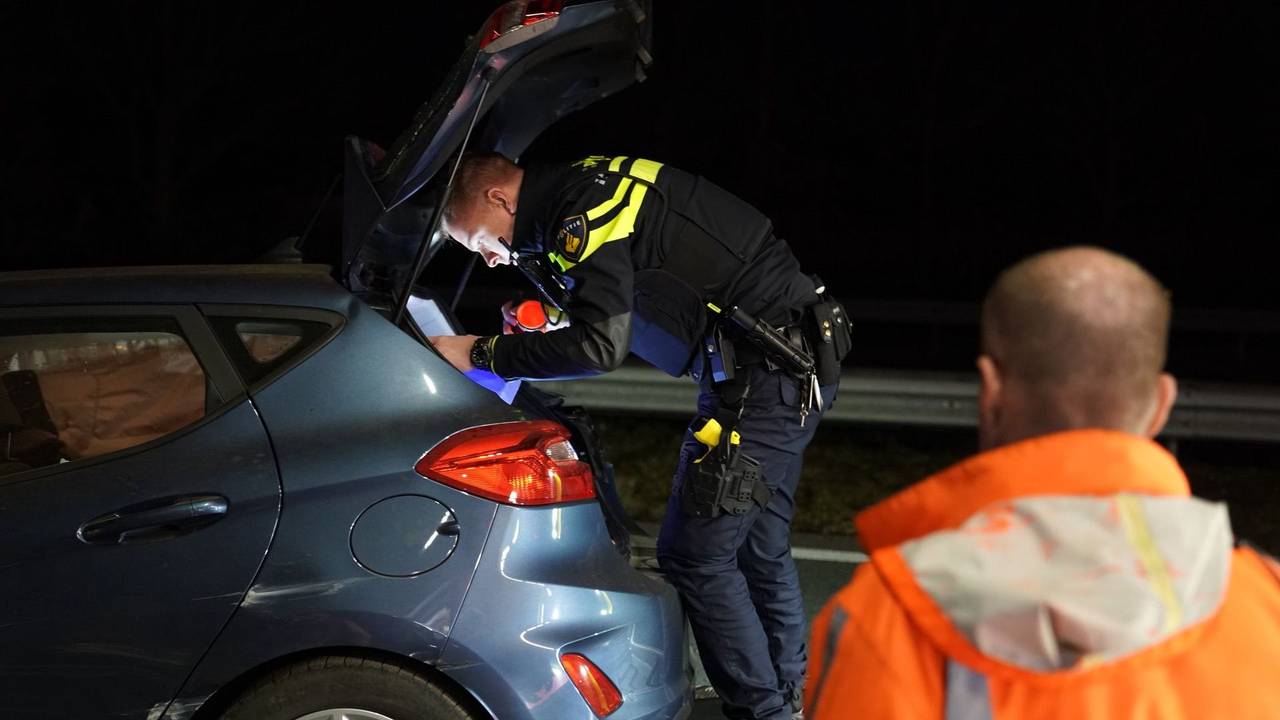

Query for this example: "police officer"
[429,152,847,720]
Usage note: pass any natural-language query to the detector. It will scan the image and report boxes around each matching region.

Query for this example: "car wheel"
[220,655,481,720]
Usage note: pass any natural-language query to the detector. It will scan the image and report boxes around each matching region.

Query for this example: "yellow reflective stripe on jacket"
[628,158,663,182]
[1117,493,1185,633]
[586,156,633,222]
[554,157,664,271]
[576,158,663,264]
[548,252,571,272]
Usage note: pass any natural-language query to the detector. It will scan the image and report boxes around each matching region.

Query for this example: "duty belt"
[704,303,824,427]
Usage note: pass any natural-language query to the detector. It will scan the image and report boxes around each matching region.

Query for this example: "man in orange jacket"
[806,246,1280,719]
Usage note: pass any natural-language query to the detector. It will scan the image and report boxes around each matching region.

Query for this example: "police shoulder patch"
[557,214,588,261]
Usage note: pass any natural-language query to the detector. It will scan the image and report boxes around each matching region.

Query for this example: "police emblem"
[557,214,588,261]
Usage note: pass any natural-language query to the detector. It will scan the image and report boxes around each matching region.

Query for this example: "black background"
[4,1,1278,375]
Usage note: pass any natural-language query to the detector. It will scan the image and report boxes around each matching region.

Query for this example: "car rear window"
[237,322,306,364]
[207,316,335,386]
[0,325,207,477]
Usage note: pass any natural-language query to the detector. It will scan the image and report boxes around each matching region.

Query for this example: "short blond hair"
[442,152,519,225]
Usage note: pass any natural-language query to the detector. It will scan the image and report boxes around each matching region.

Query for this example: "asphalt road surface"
[633,526,865,720]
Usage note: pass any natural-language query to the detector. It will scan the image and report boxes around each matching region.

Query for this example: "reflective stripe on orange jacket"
[807,429,1280,720]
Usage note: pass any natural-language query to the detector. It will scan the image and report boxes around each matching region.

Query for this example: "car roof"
[0,264,354,312]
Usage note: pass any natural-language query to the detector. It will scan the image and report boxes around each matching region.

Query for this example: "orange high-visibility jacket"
[807,430,1280,720]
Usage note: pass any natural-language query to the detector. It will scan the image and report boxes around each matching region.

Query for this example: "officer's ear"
[485,187,517,216]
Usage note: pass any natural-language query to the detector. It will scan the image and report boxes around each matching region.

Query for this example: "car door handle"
[78,494,229,545]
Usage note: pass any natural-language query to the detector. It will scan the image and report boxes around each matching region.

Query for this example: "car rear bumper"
[439,502,691,720]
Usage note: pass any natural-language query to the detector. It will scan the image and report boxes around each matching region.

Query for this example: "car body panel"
[0,261,687,720]
[0,396,280,718]
[439,504,690,720]
[162,272,518,711]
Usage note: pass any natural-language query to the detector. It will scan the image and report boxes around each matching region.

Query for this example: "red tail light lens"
[416,420,594,506]
[479,0,565,52]
[561,653,623,717]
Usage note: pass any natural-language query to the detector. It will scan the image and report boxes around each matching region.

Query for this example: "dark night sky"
[3,3,1278,321]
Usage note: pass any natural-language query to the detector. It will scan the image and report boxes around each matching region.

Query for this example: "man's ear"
[976,354,1003,450]
[1142,372,1178,439]
[486,187,516,216]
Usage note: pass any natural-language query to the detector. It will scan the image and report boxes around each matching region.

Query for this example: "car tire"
[220,655,481,720]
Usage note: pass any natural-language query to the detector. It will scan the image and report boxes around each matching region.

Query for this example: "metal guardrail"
[539,366,1280,443]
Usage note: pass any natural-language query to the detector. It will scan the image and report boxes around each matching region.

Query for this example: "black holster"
[680,399,771,518]
[681,443,768,518]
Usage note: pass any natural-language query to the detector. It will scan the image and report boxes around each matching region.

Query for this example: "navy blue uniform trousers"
[657,364,835,720]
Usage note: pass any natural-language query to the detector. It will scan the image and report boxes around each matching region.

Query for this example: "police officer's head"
[976,246,1177,450]
[441,152,523,267]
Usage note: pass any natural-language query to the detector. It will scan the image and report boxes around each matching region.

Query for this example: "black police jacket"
[490,155,817,380]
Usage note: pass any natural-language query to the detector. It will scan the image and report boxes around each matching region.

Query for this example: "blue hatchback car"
[0,2,690,719]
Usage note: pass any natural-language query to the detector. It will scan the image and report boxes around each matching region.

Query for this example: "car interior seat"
[0,379,31,476]
[1,370,63,471]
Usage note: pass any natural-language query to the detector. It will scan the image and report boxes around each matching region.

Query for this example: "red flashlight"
[515,300,549,332]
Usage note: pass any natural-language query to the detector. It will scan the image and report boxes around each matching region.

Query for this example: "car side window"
[0,322,208,478]
[207,317,334,386]
[237,322,306,364]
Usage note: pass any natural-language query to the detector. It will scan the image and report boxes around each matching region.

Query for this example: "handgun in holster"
[702,303,815,385]
[704,275,853,387]
[680,416,770,518]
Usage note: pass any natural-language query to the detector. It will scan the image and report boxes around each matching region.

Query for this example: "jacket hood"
[862,430,1234,672]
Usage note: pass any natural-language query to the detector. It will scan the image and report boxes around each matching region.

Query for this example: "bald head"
[978,246,1175,446]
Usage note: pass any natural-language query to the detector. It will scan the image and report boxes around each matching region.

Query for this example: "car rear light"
[416,420,594,506]
[561,653,623,717]
[479,0,564,53]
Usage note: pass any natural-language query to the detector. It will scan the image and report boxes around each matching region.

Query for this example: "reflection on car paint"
[422,509,453,552]
[524,664,573,711]
[239,579,358,605]
[595,588,615,617]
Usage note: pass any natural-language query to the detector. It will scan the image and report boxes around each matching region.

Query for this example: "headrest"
[0,379,21,428]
